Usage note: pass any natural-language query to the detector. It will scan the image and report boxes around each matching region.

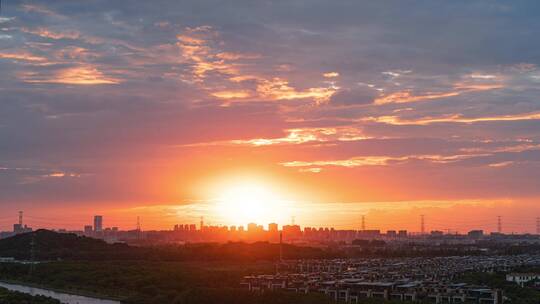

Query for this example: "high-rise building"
[84,225,93,236]
[247,223,258,232]
[94,215,103,232]
[268,223,278,232]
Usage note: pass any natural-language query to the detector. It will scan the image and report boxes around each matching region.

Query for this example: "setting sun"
[214,181,282,225]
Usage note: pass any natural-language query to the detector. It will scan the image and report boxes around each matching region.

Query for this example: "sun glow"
[213,180,285,225]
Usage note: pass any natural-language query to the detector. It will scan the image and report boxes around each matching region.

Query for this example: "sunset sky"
[1,1,539,233]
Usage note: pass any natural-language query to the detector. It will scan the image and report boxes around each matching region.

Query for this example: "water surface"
[0,281,121,304]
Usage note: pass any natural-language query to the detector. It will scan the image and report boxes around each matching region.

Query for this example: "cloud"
[323,72,339,78]
[256,78,338,103]
[374,90,462,105]
[373,83,503,105]
[211,90,251,99]
[280,153,483,171]
[368,112,540,126]
[0,52,47,62]
[21,27,81,40]
[1,0,540,218]
[20,66,121,85]
[20,4,65,19]
[329,87,379,105]
[185,126,370,147]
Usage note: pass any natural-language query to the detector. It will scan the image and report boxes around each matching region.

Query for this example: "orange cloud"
[323,72,340,78]
[176,27,240,82]
[215,52,261,60]
[0,52,47,62]
[369,112,540,125]
[257,78,337,103]
[183,127,370,147]
[176,26,339,104]
[21,27,81,40]
[374,82,503,105]
[281,153,485,171]
[374,90,462,105]
[211,90,251,99]
[21,66,120,85]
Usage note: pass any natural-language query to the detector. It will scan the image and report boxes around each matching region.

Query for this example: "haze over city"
[1,1,540,234]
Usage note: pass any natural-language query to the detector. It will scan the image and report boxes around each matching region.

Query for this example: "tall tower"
[497,216,502,234]
[200,216,204,231]
[361,215,366,231]
[420,215,425,235]
[94,215,103,232]
[291,216,295,226]
[18,211,23,226]
[136,216,141,240]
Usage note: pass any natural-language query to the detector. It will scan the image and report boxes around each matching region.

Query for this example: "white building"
[506,273,540,287]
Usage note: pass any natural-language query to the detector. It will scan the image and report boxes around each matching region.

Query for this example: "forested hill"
[0,229,137,260]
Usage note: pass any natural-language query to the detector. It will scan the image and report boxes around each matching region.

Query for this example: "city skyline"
[1,1,540,232]
[1,210,539,235]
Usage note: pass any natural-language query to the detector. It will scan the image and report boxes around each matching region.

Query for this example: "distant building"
[387,230,397,237]
[468,230,484,238]
[268,223,278,233]
[430,230,444,236]
[84,225,93,236]
[247,223,258,233]
[282,225,302,240]
[357,230,381,238]
[94,215,103,232]
[506,273,540,287]
[13,224,32,234]
[398,230,408,237]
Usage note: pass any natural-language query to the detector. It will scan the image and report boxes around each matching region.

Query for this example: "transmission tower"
[420,215,425,235]
[199,216,204,231]
[361,215,365,231]
[19,211,23,226]
[497,216,502,234]
[136,216,141,240]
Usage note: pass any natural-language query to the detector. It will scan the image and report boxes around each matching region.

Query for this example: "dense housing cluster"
[242,255,540,303]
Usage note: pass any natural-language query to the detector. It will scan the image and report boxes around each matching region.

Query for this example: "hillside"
[0,230,136,260]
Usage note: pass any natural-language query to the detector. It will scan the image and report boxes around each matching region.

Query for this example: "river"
[0,281,122,304]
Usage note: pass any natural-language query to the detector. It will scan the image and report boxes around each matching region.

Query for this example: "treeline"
[0,230,332,261]
[1,230,538,262]
[458,270,540,304]
[0,287,61,304]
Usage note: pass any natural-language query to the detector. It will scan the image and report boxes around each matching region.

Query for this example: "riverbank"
[0,280,122,304]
